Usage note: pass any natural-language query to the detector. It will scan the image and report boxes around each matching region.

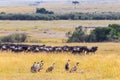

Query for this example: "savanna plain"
[0,2,120,80]
[0,20,120,80]
[0,43,120,80]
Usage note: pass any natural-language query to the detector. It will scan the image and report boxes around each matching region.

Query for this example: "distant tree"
[1,12,120,20]
[89,27,111,42]
[67,24,120,42]
[0,33,27,43]
[72,1,79,5]
[67,26,87,42]
[72,1,79,9]
[66,31,72,38]
[108,24,120,40]
[86,32,97,42]
[36,8,46,14]
[36,8,54,14]
[0,12,6,14]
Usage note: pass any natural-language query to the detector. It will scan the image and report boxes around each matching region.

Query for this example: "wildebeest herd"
[0,43,98,54]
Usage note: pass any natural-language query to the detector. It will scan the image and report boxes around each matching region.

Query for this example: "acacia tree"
[67,26,86,42]
[89,27,111,42]
[72,1,79,9]
[67,24,120,43]
[108,24,120,41]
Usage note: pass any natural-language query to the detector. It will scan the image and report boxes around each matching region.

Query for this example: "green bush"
[89,27,111,42]
[67,26,87,42]
[108,24,120,40]
[67,24,120,42]
[36,8,54,14]
[1,12,120,20]
[0,33,27,43]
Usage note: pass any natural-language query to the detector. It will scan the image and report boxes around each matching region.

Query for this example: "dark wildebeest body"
[85,46,98,54]
[0,43,98,54]
[53,46,62,53]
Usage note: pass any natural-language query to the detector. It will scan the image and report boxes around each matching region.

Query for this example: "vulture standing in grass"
[70,62,79,73]
[31,62,37,73]
[38,60,44,72]
[35,62,40,72]
[65,59,70,71]
[46,63,55,72]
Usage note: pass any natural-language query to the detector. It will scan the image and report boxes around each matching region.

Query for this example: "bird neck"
[76,64,78,67]
[51,64,54,67]
[40,63,44,66]
[33,63,36,66]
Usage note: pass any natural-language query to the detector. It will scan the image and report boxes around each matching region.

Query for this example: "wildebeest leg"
[86,51,89,55]
[93,52,96,54]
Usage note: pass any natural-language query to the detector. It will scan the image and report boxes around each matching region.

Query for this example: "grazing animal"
[91,46,98,54]
[72,46,81,54]
[70,62,79,73]
[31,62,37,73]
[46,63,55,72]
[85,46,98,54]
[38,60,44,72]
[65,59,70,71]
[0,43,98,54]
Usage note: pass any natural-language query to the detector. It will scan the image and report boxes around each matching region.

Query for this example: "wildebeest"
[62,46,72,52]
[0,43,98,55]
[53,46,62,53]
[0,43,10,51]
[84,46,98,54]
[71,46,87,54]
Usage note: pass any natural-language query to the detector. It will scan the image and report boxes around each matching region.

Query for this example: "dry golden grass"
[1,3,120,13]
[0,42,120,80]
[0,20,120,42]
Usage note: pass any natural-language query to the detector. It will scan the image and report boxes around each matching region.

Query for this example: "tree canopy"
[1,12,120,20]
[67,24,120,42]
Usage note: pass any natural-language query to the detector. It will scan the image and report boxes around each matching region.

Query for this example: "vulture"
[46,63,55,72]
[65,59,70,71]
[70,62,79,73]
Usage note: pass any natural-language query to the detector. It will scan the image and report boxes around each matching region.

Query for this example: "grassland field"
[0,42,120,80]
[1,3,120,14]
[1,1,120,80]
[0,20,120,80]
[0,20,120,43]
